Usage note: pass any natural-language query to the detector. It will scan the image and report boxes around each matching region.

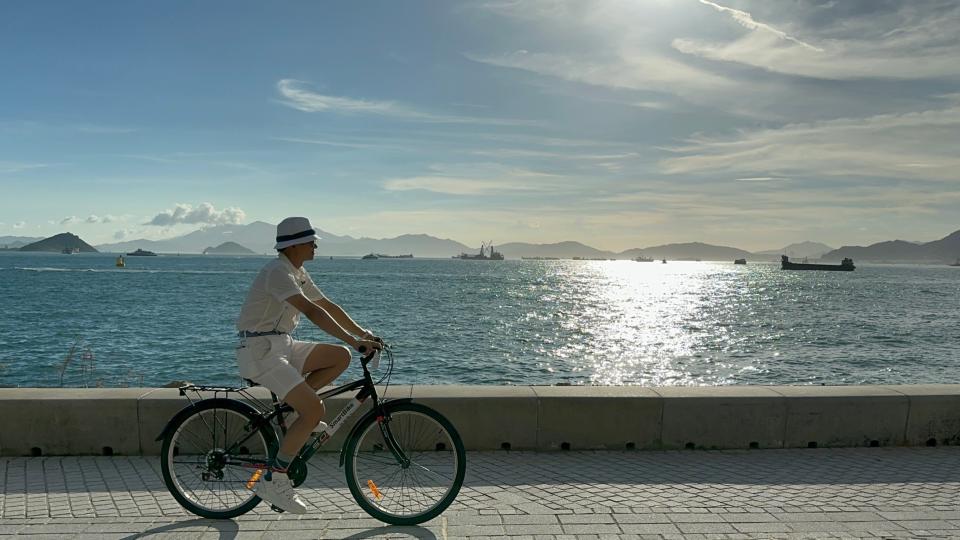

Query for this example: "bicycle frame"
[170,351,409,471]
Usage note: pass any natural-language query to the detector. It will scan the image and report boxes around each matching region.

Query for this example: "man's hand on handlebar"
[362,330,384,345]
[355,338,383,355]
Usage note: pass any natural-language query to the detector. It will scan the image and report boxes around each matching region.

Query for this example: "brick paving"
[2,447,960,538]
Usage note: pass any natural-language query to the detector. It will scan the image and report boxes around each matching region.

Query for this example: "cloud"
[85,214,116,224]
[275,79,533,126]
[383,165,566,195]
[146,203,246,226]
[60,216,79,225]
[13,221,26,229]
[696,0,823,52]
[113,228,137,240]
[660,101,960,182]
[674,0,960,80]
[474,0,960,122]
[0,161,48,174]
[466,49,733,96]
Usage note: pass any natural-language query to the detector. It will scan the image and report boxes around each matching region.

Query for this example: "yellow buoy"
[116,256,125,268]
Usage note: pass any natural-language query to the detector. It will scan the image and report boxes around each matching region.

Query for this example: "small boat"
[781,255,854,271]
[62,247,79,254]
[126,248,157,256]
[361,253,378,260]
[633,255,654,262]
[115,256,125,268]
[661,259,667,264]
[950,258,960,267]
[734,258,747,265]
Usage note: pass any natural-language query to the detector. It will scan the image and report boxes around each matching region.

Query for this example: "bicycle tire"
[159,398,277,519]
[343,401,466,525]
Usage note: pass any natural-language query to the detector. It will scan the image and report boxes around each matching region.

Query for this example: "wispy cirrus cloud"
[146,203,245,226]
[0,161,49,174]
[695,0,823,52]
[660,101,960,182]
[276,79,534,126]
[384,164,565,195]
[674,0,960,80]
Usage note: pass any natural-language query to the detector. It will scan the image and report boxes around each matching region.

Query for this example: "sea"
[1,251,958,388]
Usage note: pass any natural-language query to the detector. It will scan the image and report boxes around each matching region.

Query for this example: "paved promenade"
[3,448,960,539]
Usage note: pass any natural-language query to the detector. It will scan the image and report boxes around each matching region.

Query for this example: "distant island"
[203,241,255,255]
[19,233,98,253]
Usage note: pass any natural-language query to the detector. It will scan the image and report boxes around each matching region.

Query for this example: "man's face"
[300,240,316,261]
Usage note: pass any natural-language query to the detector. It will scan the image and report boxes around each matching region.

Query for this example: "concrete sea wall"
[2,385,960,456]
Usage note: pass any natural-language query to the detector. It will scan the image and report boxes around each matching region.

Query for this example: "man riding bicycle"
[235,216,381,514]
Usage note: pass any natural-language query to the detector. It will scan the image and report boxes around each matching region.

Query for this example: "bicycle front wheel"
[344,401,466,525]
[159,398,276,519]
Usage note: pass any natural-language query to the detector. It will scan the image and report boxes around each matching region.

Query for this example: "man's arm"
[315,297,370,338]
[285,294,364,350]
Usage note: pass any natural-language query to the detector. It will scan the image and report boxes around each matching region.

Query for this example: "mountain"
[97,221,354,254]
[497,241,615,259]
[822,229,960,262]
[96,222,469,257]
[19,233,98,253]
[621,242,752,261]
[203,241,255,255]
[755,241,834,259]
[0,236,43,249]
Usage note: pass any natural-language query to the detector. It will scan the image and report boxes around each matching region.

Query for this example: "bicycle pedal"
[270,504,285,514]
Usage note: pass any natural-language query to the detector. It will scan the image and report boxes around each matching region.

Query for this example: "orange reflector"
[246,468,263,489]
[367,479,383,500]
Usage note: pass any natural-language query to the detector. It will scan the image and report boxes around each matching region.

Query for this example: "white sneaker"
[254,473,307,514]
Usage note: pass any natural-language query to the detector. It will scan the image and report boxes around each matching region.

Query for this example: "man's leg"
[278,382,325,457]
[301,343,351,390]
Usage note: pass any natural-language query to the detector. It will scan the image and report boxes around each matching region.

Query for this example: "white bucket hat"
[274,217,319,250]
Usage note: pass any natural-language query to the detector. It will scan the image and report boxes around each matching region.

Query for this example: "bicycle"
[155,344,466,525]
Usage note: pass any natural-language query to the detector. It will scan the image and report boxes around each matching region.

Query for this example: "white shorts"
[235,334,316,399]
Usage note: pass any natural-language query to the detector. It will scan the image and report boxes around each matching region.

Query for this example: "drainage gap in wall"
[684,442,695,450]
[749,441,759,449]
[102,446,114,457]
[30,447,42,457]
[869,440,880,447]
[560,442,571,451]
[625,442,636,451]
[500,442,511,451]
[807,441,818,448]
[926,438,937,447]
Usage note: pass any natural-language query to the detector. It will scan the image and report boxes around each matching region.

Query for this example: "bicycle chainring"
[287,459,308,487]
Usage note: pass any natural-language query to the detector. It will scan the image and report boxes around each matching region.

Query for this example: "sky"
[1,0,958,252]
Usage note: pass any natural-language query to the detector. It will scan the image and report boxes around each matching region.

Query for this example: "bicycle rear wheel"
[159,398,276,519]
[343,401,466,525]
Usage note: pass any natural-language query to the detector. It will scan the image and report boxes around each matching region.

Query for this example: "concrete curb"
[2,385,960,456]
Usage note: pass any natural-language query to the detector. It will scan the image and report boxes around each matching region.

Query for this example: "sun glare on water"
[539,261,761,386]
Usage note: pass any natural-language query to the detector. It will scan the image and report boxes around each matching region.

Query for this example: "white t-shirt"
[236,254,326,333]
